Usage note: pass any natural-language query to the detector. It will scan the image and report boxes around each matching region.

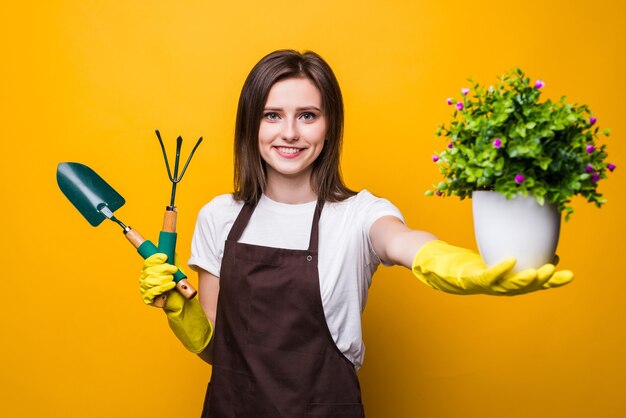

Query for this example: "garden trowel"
[56,162,197,307]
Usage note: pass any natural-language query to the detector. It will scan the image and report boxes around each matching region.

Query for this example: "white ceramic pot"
[472,191,561,273]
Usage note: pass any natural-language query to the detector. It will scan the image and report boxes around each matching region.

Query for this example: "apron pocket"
[305,402,365,418]
[245,260,322,354]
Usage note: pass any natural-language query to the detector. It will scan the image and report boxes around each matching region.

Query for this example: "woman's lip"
[274,146,304,158]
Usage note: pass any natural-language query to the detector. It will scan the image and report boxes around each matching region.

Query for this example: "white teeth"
[277,147,301,154]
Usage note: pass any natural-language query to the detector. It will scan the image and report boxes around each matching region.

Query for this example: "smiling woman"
[137,49,574,418]
[233,50,354,205]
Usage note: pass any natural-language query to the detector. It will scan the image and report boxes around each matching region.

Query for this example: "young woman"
[139,50,573,418]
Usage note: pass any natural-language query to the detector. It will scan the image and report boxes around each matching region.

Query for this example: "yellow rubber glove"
[412,240,574,296]
[139,253,213,353]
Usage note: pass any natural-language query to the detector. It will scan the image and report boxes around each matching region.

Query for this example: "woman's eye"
[264,112,279,120]
[300,112,316,121]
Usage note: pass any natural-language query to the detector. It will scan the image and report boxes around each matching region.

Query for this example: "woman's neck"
[264,172,317,204]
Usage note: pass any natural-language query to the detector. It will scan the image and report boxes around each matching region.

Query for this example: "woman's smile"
[274,146,305,157]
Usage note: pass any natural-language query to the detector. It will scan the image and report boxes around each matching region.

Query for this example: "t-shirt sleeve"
[188,195,239,277]
[358,190,405,267]
[359,190,405,233]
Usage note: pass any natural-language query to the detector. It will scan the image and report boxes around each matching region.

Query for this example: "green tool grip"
[157,230,177,265]
[157,230,187,283]
[173,269,187,283]
[137,239,187,283]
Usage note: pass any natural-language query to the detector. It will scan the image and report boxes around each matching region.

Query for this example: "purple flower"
[589,116,597,126]
[436,190,443,197]
[446,97,453,105]
[461,87,470,96]
[585,164,595,173]
[608,163,616,172]
[492,138,502,149]
[432,155,439,162]
[534,80,544,89]
[591,172,600,183]
[515,174,525,184]
[586,144,595,154]
[455,102,464,111]
[447,141,454,149]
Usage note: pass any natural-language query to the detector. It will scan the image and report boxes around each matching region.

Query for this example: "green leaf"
[537,157,552,170]
[536,195,545,206]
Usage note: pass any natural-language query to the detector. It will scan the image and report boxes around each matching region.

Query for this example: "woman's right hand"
[139,253,177,305]
[138,253,214,353]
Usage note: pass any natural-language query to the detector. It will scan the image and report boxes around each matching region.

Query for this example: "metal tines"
[155,130,203,207]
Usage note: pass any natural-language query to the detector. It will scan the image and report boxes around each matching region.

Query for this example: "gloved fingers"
[543,269,574,289]
[143,253,168,268]
[139,255,177,293]
[482,257,517,286]
[141,283,176,305]
[512,263,556,293]
[145,252,182,270]
[139,253,178,306]
[142,262,178,277]
[141,252,178,280]
[495,268,539,293]
[139,272,176,290]
[535,264,556,284]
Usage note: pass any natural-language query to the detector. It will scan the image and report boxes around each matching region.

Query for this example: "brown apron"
[201,199,365,418]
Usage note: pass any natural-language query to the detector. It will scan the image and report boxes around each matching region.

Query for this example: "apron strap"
[308,199,324,252]
[226,199,256,242]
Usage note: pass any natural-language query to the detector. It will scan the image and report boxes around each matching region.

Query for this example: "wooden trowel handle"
[124,227,150,248]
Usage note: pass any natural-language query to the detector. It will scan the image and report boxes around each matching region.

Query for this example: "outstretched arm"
[369,216,573,295]
[369,215,437,268]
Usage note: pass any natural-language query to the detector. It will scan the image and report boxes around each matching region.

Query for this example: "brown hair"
[233,49,355,204]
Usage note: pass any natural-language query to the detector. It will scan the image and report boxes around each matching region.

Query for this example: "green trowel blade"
[56,162,126,226]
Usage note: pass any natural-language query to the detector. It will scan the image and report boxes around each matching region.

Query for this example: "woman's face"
[258,77,327,185]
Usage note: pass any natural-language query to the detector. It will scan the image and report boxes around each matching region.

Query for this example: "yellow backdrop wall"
[2,1,625,417]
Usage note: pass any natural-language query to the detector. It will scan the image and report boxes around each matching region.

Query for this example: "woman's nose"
[280,119,300,141]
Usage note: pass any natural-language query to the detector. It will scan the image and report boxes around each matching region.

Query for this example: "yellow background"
[2,1,625,417]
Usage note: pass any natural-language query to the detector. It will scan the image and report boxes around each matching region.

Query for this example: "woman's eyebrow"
[263,106,322,111]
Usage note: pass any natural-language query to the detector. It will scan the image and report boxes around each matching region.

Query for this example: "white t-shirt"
[188,190,404,369]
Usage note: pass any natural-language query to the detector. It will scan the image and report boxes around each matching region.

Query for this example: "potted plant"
[426,68,616,272]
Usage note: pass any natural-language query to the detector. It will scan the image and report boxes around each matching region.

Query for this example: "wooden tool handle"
[151,294,168,308]
[176,278,197,299]
[124,228,146,248]
[162,207,177,232]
